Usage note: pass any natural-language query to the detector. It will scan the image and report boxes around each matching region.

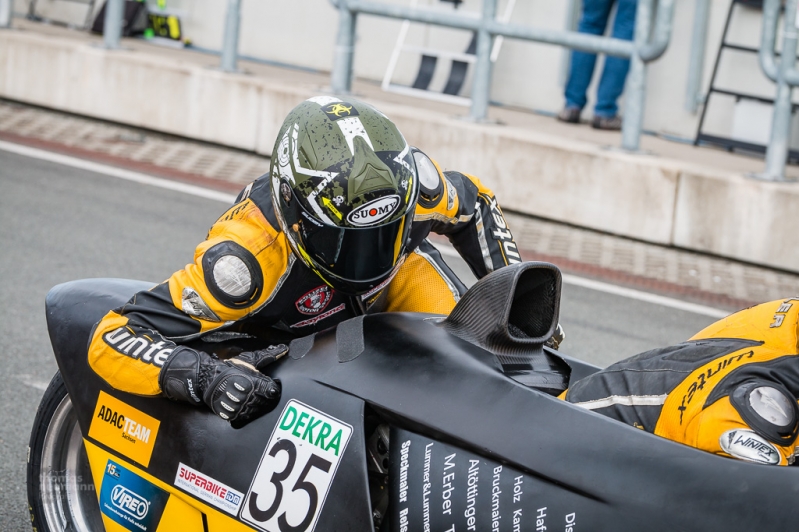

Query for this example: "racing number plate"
[241,400,353,532]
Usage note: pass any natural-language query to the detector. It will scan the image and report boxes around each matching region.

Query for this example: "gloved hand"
[159,344,288,427]
[545,323,566,350]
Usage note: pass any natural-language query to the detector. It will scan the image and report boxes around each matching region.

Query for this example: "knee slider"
[730,380,799,446]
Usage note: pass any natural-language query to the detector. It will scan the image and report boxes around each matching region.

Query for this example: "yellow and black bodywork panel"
[76,354,375,531]
[85,440,249,532]
[564,299,799,464]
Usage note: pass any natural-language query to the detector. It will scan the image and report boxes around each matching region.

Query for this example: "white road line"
[1,139,731,319]
[560,274,729,318]
[0,140,237,204]
[432,241,730,319]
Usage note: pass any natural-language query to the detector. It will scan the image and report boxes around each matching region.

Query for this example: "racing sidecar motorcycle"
[27,262,799,532]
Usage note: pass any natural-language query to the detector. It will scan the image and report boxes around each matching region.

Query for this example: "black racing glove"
[159,345,287,427]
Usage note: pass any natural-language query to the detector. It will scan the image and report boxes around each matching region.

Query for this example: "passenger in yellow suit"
[564,298,799,465]
[88,97,523,427]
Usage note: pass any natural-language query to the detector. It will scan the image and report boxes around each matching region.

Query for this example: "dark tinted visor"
[283,190,413,283]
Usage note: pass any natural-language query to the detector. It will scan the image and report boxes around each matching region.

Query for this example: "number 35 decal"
[241,401,353,532]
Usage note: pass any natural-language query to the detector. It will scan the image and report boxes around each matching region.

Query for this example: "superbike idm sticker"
[99,460,170,532]
[88,391,160,467]
[241,400,353,532]
[174,462,244,515]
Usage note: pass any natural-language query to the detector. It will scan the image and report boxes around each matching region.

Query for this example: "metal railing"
[96,0,242,72]
[103,0,124,49]
[220,0,242,72]
[329,0,675,151]
[0,0,13,28]
[758,0,799,181]
[685,0,710,114]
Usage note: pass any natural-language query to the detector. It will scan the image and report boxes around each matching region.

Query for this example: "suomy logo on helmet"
[347,196,401,226]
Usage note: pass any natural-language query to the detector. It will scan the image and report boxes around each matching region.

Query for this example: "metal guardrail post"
[220,0,242,73]
[621,0,654,152]
[330,0,674,149]
[103,0,124,49]
[760,0,799,85]
[470,0,498,121]
[763,0,799,181]
[559,0,582,87]
[685,0,710,114]
[0,0,12,29]
[332,0,357,94]
[637,0,675,61]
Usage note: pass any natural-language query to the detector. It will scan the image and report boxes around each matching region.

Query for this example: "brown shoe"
[557,107,582,124]
[592,115,622,130]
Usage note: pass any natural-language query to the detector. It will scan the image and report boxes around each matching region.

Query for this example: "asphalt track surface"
[0,148,718,530]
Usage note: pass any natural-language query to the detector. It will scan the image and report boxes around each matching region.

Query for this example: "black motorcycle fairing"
[44,277,799,531]
[279,313,799,531]
[45,279,376,531]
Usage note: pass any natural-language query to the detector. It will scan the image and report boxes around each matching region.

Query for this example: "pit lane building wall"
[3,1,799,274]
[12,0,799,145]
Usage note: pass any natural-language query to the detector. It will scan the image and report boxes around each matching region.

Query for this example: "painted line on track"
[0,140,237,204]
[433,240,730,319]
[1,139,729,319]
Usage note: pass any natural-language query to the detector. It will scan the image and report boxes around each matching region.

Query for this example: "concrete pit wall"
[1,29,798,273]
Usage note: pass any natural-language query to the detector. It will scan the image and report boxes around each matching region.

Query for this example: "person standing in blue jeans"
[557,0,638,130]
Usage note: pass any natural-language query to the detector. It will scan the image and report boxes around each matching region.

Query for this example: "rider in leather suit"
[563,298,799,465]
[88,97,523,427]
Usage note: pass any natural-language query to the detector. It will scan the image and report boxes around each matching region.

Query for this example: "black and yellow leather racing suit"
[563,299,799,465]
[88,164,520,396]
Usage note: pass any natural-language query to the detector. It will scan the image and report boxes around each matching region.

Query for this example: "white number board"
[241,400,353,532]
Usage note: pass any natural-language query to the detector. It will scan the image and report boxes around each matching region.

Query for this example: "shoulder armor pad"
[412,148,443,209]
[202,241,263,308]
[730,380,799,446]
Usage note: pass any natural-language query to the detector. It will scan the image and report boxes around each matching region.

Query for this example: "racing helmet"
[270,97,419,295]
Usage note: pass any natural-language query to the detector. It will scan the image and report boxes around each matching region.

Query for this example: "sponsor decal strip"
[290,303,345,328]
[174,463,244,515]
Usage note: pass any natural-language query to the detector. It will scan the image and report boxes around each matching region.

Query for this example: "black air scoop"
[442,262,569,393]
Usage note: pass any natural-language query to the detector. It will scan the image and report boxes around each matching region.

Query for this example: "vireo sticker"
[241,400,353,532]
[89,391,160,467]
[100,460,169,532]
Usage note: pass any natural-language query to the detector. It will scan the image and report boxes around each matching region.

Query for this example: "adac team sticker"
[99,459,170,532]
[88,391,160,467]
[241,400,353,532]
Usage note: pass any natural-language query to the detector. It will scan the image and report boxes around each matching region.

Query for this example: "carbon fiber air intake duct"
[442,262,568,393]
